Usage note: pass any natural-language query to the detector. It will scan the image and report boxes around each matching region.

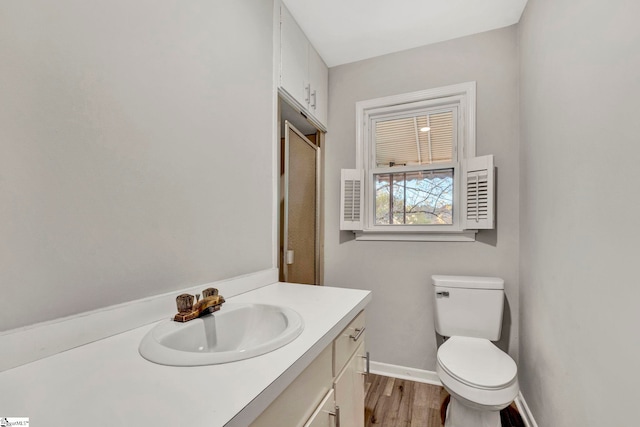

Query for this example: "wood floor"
[364,374,524,427]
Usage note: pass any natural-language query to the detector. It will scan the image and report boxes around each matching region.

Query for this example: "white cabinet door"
[279,3,328,129]
[334,341,366,427]
[280,4,308,108]
[250,345,332,427]
[308,45,328,126]
[304,389,337,427]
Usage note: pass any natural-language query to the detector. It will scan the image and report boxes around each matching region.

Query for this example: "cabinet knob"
[311,90,317,109]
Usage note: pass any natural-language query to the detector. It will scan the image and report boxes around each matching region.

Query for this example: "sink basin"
[139,303,304,366]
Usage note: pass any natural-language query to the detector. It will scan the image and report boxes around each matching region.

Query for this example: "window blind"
[375,110,454,167]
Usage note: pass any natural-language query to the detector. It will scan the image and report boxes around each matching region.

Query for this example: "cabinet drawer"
[303,389,336,427]
[333,310,365,376]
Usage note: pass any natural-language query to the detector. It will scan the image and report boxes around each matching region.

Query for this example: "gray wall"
[518,0,640,425]
[325,26,520,370]
[0,0,274,331]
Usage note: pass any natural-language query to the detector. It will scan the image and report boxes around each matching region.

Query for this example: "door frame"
[282,121,322,284]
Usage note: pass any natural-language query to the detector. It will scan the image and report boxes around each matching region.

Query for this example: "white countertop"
[0,283,371,426]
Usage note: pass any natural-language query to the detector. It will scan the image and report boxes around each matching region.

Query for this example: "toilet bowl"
[438,336,518,407]
[432,276,519,427]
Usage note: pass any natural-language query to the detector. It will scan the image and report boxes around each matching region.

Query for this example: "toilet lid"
[437,336,517,390]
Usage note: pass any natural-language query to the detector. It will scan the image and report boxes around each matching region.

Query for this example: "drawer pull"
[305,84,311,103]
[349,327,365,342]
[361,351,370,375]
[311,90,317,109]
[329,405,340,427]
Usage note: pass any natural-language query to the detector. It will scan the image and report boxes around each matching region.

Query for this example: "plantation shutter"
[340,169,364,230]
[462,155,495,230]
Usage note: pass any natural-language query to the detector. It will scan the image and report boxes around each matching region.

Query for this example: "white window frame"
[354,82,477,241]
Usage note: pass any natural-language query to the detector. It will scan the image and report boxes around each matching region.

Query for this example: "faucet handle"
[176,294,194,313]
[202,288,219,298]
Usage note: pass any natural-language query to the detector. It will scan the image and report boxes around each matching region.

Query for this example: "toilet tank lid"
[432,275,504,290]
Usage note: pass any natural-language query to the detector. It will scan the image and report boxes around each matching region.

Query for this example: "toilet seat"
[438,336,517,390]
[436,336,519,410]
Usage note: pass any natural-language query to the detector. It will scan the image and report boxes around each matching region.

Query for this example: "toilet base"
[445,396,501,427]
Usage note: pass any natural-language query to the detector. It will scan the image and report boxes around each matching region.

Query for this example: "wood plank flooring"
[364,374,524,427]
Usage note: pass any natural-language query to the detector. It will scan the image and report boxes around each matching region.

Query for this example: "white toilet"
[432,275,519,427]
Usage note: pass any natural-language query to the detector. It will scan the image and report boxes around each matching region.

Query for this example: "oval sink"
[139,303,304,366]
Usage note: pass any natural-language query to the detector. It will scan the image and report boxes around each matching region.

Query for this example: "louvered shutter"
[462,155,495,230]
[340,169,364,230]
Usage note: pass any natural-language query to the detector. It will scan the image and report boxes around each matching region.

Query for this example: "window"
[374,169,454,225]
[372,107,457,226]
[340,82,494,241]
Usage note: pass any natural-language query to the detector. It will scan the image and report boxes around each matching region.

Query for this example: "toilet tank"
[432,275,505,341]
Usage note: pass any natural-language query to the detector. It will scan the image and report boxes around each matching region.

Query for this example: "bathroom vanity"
[0,280,371,427]
[251,310,367,427]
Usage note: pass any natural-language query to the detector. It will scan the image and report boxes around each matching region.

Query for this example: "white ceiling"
[282,0,529,67]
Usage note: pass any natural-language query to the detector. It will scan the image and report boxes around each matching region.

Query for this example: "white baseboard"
[0,268,278,373]
[514,392,539,427]
[369,361,442,386]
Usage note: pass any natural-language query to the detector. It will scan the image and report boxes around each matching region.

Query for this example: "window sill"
[353,230,477,242]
